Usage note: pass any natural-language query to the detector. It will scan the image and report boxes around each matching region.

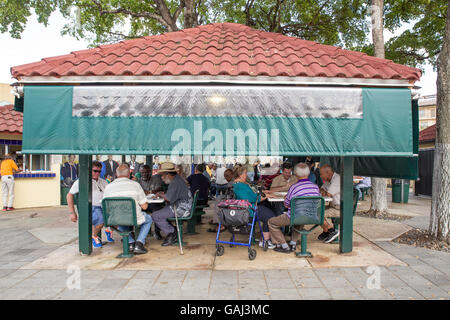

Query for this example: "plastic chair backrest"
[101,197,137,227]
[190,190,199,215]
[290,196,325,226]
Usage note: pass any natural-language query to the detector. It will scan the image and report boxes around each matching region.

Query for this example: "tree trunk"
[184,0,195,29]
[430,2,450,243]
[370,0,388,214]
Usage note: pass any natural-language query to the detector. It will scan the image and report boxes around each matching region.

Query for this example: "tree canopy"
[0,0,447,69]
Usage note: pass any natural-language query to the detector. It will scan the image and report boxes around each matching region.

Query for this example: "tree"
[356,0,448,70]
[0,0,369,47]
[430,1,450,243]
[369,0,388,215]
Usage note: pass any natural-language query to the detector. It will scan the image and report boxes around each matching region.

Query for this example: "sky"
[0,11,437,96]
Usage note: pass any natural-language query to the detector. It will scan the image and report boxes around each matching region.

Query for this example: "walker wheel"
[263,240,268,252]
[229,236,234,247]
[248,248,257,260]
[216,244,224,256]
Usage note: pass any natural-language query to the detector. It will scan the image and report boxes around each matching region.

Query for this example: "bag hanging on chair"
[217,199,252,227]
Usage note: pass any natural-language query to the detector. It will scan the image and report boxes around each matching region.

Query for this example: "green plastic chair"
[168,190,199,245]
[290,196,325,257]
[101,197,137,258]
[330,188,359,243]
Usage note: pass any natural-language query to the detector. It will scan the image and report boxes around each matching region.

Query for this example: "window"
[23,154,52,171]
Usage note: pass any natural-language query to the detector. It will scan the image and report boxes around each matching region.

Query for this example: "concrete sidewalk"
[0,194,448,300]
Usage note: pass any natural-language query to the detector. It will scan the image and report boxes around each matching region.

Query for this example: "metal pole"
[401,179,404,203]
[339,156,354,253]
[78,155,92,255]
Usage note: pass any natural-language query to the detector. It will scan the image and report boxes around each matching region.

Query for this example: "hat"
[158,162,177,173]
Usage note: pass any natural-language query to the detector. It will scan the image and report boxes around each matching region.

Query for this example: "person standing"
[104,155,119,181]
[1,154,20,211]
[67,161,114,248]
[60,154,79,187]
[129,155,140,178]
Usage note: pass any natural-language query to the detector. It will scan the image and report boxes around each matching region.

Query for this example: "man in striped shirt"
[268,163,320,254]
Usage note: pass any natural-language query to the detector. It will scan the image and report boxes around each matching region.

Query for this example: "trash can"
[391,179,410,203]
[61,187,70,205]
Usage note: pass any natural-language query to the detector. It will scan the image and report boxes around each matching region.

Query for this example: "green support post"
[339,157,354,253]
[78,155,92,255]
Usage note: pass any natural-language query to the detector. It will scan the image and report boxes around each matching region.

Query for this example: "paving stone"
[0,269,15,278]
[297,287,331,300]
[266,277,296,289]
[84,288,121,300]
[320,276,353,289]
[125,278,157,290]
[114,288,149,300]
[7,269,39,278]
[208,288,238,300]
[53,288,94,300]
[179,287,210,300]
[266,288,301,300]
[420,273,450,288]
[357,287,394,300]
[384,286,424,300]
[105,270,137,279]
[328,287,362,300]
[238,270,265,279]
[25,287,64,300]
[238,278,267,290]
[263,270,291,279]
[0,277,25,289]
[96,278,129,290]
[12,277,68,289]
[185,270,212,281]
[133,270,161,279]
[238,288,271,300]
[293,276,324,289]
[181,278,210,290]
[0,288,33,300]
[159,270,188,281]
[146,287,182,300]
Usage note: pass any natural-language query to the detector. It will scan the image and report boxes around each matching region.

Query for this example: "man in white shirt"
[103,164,152,254]
[318,164,341,243]
[215,165,228,196]
[67,161,113,248]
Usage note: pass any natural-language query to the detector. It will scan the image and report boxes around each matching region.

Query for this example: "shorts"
[92,206,104,227]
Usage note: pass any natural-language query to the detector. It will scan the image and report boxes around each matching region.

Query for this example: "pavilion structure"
[11,23,420,255]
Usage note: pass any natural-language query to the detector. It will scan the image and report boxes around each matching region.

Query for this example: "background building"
[418,94,436,131]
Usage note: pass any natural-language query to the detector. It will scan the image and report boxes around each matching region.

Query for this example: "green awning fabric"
[22,85,414,157]
[319,100,419,180]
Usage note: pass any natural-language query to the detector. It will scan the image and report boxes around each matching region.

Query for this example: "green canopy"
[23,85,414,159]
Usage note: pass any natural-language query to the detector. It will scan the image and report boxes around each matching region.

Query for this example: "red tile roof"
[419,124,436,143]
[11,23,421,81]
[0,105,23,134]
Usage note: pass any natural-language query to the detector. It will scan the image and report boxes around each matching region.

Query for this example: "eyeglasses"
[93,170,101,173]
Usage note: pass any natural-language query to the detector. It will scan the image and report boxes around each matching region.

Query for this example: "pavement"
[0,193,448,300]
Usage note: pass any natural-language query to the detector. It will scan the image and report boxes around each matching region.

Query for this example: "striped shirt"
[284,179,320,217]
[103,178,148,225]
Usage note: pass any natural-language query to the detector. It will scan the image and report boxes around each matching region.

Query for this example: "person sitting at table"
[318,164,340,243]
[268,163,321,253]
[269,162,299,216]
[67,161,113,248]
[102,164,152,254]
[355,176,371,200]
[233,166,277,250]
[187,164,210,206]
[152,162,193,246]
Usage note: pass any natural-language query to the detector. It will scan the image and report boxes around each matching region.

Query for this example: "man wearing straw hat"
[152,162,193,246]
